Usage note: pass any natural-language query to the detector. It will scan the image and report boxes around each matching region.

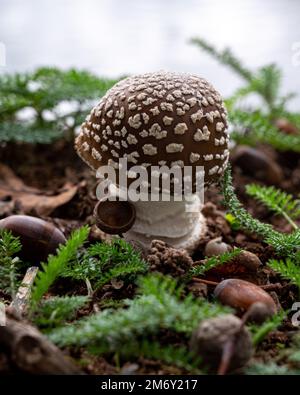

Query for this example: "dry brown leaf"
[0,163,78,216]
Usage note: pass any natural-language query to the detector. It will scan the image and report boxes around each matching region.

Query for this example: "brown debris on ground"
[147,239,193,277]
[0,140,299,375]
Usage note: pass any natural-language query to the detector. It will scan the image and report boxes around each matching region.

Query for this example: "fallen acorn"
[204,237,231,257]
[0,215,66,263]
[214,278,277,318]
[233,250,262,271]
[202,249,261,278]
[190,314,253,371]
[232,145,283,185]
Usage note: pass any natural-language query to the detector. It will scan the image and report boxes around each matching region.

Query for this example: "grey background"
[1,0,299,108]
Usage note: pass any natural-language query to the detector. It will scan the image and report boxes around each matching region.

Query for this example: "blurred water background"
[1,0,300,108]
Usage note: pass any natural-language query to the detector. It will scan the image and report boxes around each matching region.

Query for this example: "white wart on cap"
[75,71,229,189]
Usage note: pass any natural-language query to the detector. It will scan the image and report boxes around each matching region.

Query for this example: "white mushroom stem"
[124,194,206,253]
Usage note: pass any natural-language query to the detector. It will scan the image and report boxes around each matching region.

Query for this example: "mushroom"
[75,71,229,253]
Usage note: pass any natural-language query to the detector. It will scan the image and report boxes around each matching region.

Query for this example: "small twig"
[85,278,93,298]
[85,278,99,313]
[10,266,38,316]
[217,310,251,375]
[217,337,235,375]
[281,211,298,231]
[260,283,282,291]
[191,278,219,286]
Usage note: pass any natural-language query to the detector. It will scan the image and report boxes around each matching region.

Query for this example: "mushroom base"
[124,195,206,254]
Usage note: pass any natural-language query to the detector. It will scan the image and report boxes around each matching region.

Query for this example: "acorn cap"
[75,71,229,192]
[93,198,136,235]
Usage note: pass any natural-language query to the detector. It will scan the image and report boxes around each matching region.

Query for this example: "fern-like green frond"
[191,38,293,113]
[190,248,242,277]
[0,230,22,299]
[221,166,275,238]
[246,363,299,375]
[250,311,285,346]
[34,295,89,328]
[190,38,253,81]
[94,261,148,289]
[31,225,90,305]
[249,64,282,112]
[222,167,300,256]
[63,238,148,290]
[0,67,118,143]
[48,274,229,348]
[268,258,300,289]
[265,230,300,256]
[246,184,300,229]
[230,110,300,153]
[0,121,65,144]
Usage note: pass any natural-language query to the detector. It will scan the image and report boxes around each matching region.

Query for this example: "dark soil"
[0,139,299,374]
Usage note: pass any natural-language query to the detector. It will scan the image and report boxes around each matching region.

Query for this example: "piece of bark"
[10,267,39,316]
[0,312,82,374]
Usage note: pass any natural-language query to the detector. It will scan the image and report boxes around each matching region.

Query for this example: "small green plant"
[246,183,300,230]
[246,362,299,375]
[222,167,300,254]
[33,295,89,328]
[0,67,118,143]
[245,183,300,289]
[230,110,300,153]
[287,334,300,366]
[31,225,90,306]
[225,213,241,231]
[222,167,300,289]
[190,248,242,277]
[221,166,277,240]
[190,38,254,82]
[268,258,300,289]
[0,230,22,299]
[63,238,148,291]
[191,37,295,114]
[48,274,229,354]
[191,37,300,154]
[89,340,202,373]
[247,332,300,375]
[250,311,285,346]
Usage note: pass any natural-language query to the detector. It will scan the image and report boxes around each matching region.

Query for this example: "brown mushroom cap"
[75,71,229,192]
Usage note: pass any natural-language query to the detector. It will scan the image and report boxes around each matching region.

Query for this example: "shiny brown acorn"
[214,278,277,317]
[0,215,66,263]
